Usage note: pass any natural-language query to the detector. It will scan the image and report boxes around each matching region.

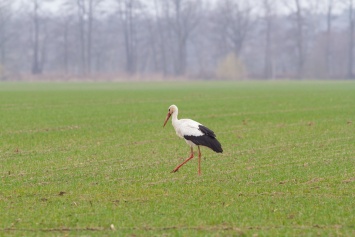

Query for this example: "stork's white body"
[171,116,203,147]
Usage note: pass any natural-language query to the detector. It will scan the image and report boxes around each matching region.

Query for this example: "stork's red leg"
[198,146,202,176]
[171,147,194,173]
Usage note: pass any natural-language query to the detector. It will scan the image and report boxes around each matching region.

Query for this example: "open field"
[1,81,355,236]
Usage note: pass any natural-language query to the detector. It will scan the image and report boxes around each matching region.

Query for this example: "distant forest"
[0,0,354,80]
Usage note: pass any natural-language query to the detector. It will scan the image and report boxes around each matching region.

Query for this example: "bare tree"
[27,0,55,75]
[76,0,86,74]
[163,0,201,76]
[151,0,168,75]
[343,0,355,79]
[30,0,43,74]
[71,0,103,75]
[0,0,13,69]
[214,0,254,57]
[262,0,275,79]
[55,12,74,75]
[116,0,144,74]
[288,0,306,79]
[325,0,335,78]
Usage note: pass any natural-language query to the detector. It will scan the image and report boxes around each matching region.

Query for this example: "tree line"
[0,0,354,80]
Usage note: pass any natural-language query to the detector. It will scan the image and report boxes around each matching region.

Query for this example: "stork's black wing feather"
[184,125,223,153]
[198,125,216,138]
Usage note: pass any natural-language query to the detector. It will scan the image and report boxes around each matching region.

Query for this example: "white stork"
[163,105,223,175]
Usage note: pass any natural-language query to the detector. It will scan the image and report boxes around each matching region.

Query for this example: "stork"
[163,105,223,175]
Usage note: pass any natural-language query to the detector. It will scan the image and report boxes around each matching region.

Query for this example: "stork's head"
[163,105,178,127]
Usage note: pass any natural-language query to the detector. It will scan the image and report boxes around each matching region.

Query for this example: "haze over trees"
[0,0,354,80]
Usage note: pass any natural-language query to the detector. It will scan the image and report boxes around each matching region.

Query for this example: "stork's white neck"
[171,109,181,137]
[171,107,179,128]
[171,109,178,122]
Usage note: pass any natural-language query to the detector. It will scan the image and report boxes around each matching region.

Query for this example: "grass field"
[1,81,355,236]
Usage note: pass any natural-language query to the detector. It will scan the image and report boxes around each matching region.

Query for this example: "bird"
[163,105,223,175]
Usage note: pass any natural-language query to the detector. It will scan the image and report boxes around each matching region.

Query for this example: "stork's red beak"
[163,112,171,127]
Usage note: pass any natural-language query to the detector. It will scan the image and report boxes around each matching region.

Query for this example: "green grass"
[1,81,354,236]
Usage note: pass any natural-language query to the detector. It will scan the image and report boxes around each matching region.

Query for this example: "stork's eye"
[168,109,170,112]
